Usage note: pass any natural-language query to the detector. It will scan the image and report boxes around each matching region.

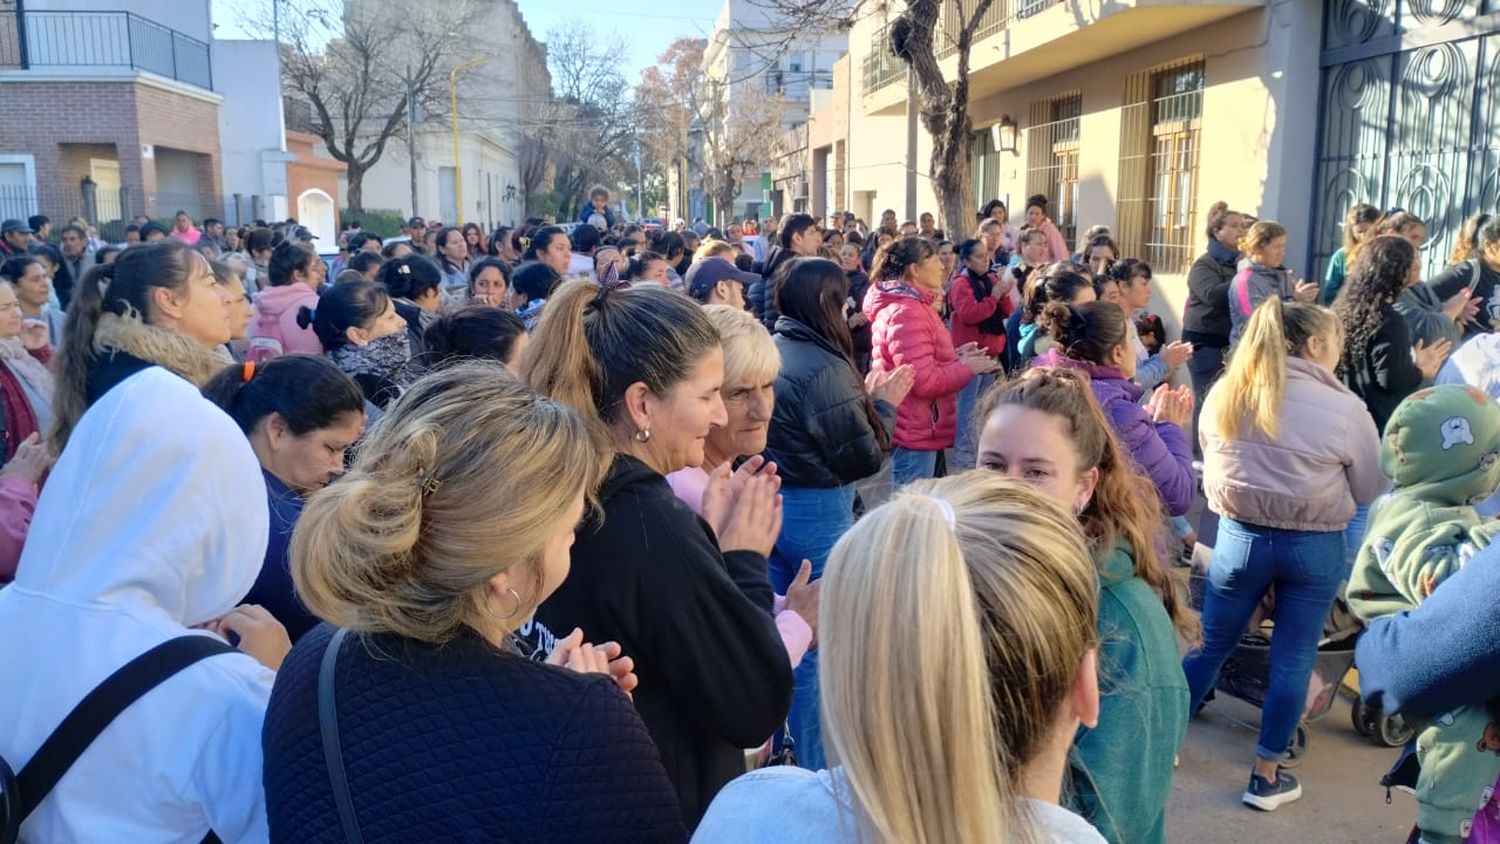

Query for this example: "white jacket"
[0,366,274,843]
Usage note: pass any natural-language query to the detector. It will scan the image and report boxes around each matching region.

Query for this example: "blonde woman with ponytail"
[260,362,688,841]
[696,473,1107,843]
[1183,297,1386,811]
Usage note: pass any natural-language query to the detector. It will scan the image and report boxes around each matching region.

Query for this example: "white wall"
[359,130,523,227]
[213,40,288,224]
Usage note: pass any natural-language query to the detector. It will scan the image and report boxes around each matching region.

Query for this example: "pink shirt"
[0,473,39,582]
[666,465,813,668]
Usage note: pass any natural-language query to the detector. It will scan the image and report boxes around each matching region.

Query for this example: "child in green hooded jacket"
[1348,384,1500,844]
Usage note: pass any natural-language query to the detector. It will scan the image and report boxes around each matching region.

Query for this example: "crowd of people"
[3,182,1500,844]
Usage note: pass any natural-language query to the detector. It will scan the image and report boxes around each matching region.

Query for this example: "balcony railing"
[861,25,904,94]
[937,0,1063,58]
[0,10,212,90]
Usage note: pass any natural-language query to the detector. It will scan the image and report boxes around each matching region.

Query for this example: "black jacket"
[1341,305,1423,433]
[747,246,799,330]
[764,317,895,489]
[526,454,792,829]
[846,270,873,366]
[263,624,686,842]
[1430,259,1500,338]
[1182,241,1239,346]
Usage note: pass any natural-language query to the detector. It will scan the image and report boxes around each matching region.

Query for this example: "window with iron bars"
[1025,93,1082,249]
[1116,59,1204,273]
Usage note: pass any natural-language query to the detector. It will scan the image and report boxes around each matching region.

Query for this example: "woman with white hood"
[0,359,291,840]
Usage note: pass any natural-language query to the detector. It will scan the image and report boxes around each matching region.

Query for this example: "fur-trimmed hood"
[92,311,229,390]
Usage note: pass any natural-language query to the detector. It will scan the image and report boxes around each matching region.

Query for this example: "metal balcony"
[0,9,213,90]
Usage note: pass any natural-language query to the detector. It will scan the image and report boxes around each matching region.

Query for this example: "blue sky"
[211,0,724,86]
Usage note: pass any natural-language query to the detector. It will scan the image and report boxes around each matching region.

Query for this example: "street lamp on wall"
[991,115,1019,155]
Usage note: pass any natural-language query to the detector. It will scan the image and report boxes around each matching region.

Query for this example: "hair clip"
[420,473,441,497]
[241,361,255,383]
[932,498,957,528]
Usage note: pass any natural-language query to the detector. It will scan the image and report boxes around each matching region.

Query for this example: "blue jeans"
[1181,517,1346,761]
[1343,502,1370,573]
[891,446,939,488]
[769,484,857,771]
[953,371,995,471]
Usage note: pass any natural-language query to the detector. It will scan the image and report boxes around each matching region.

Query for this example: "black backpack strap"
[10,635,234,829]
[318,627,364,844]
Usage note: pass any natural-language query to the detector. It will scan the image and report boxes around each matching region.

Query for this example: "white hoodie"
[0,366,274,843]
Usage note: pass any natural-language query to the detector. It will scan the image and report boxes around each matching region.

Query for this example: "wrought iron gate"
[1310,0,1500,281]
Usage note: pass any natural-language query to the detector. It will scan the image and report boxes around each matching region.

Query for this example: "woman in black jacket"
[262,363,686,842]
[1182,202,1246,440]
[762,256,914,770]
[521,280,793,829]
[1334,234,1450,433]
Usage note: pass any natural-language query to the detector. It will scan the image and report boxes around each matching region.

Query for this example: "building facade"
[213,39,293,227]
[701,0,846,221]
[0,0,222,233]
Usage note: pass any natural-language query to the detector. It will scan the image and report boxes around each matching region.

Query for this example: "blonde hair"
[702,304,778,386]
[693,239,738,263]
[1213,297,1340,440]
[291,361,606,644]
[820,472,1099,844]
[1238,220,1287,260]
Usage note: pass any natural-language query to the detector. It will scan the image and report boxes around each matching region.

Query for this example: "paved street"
[1171,693,1411,842]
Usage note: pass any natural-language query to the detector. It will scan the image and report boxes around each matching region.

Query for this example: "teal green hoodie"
[1346,385,1500,843]
[1068,541,1189,844]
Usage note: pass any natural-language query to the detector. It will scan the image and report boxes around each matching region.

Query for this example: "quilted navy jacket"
[262,623,687,843]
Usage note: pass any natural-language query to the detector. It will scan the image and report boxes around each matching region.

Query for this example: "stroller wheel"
[1376,714,1415,748]
[1350,697,1377,737]
[1281,724,1309,769]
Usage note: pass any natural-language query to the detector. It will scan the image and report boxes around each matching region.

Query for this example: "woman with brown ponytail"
[522,279,794,829]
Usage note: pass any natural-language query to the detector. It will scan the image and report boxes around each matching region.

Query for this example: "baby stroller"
[1188,548,1413,765]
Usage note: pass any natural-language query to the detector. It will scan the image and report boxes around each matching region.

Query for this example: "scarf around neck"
[328,332,413,384]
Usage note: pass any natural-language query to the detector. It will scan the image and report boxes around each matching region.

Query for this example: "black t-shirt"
[1430,259,1500,337]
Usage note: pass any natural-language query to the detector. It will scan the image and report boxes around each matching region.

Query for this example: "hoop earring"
[494,587,522,620]
[634,428,652,443]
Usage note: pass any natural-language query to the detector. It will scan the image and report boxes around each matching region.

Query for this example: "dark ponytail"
[203,354,364,435]
[1040,300,1128,365]
[52,240,200,451]
[299,279,392,352]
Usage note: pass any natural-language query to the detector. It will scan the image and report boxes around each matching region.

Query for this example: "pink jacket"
[1032,218,1069,263]
[1200,356,1387,531]
[0,473,38,582]
[865,280,974,451]
[170,226,202,246]
[247,284,322,361]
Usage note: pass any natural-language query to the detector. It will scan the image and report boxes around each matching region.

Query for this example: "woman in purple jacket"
[1031,301,1195,517]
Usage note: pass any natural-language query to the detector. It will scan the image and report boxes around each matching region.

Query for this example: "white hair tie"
[932,497,957,529]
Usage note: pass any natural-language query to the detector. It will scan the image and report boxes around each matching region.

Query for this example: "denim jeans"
[1343,502,1371,574]
[891,447,939,488]
[1186,344,1226,456]
[1181,517,1346,761]
[952,371,996,471]
[769,484,857,771]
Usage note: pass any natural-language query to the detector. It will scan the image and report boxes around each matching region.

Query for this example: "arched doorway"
[296,189,336,244]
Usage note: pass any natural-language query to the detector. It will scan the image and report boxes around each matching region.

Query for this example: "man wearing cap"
[402,217,427,252]
[686,256,758,311]
[0,220,33,258]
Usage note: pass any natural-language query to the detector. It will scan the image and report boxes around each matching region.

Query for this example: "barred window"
[1117,59,1205,273]
[1026,93,1082,249]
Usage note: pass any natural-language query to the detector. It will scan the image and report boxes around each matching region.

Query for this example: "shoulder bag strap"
[7,636,234,833]
[318,627,364,844]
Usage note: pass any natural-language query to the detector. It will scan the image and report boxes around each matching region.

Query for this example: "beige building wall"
[842,1,1321,338]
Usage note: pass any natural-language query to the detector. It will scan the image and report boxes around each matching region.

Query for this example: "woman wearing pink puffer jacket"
[865,237,998,487]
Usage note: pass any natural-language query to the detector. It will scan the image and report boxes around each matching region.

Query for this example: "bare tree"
[635,38,705,189]
[254,0,482,210]
[699,81,786,223]
[748,0,993,237]
[542,25,636,220]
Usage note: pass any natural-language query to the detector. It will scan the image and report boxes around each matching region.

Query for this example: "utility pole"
[904,65,918,224]
[406,66,418,219]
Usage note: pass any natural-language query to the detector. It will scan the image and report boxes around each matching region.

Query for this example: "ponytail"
[1039,300,1127,365]
[522,279,720,440]
[1214,298,1339,441]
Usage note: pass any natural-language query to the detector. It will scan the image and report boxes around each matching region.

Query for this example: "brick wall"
[0,77,220,219]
